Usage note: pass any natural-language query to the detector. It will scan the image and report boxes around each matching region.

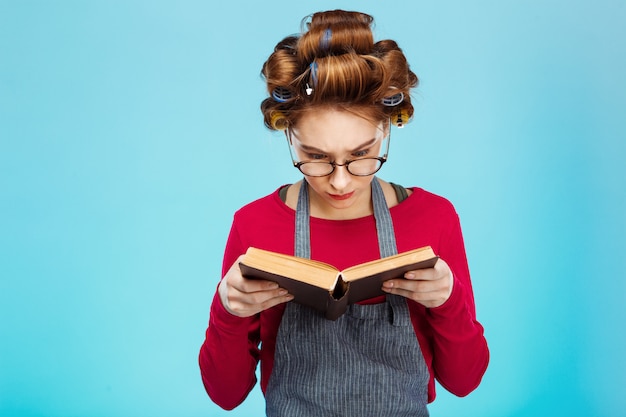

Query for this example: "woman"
[199,10,489,416]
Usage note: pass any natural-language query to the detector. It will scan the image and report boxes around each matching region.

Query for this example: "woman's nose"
[328,163,351,191]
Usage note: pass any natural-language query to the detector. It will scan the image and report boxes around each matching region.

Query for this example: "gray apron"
[265,178,430,416]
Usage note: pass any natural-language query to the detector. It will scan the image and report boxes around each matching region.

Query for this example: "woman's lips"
[328,191,354,201]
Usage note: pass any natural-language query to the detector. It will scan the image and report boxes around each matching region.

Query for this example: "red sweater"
[199,185,489,410]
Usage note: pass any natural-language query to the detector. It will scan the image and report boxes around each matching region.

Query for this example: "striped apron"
[265,178,430,416]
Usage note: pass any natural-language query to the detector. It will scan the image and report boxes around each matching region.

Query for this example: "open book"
[239,245,438,320]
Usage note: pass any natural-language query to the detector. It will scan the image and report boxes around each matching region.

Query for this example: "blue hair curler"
[320,28,332,51]
[272,86,293,103]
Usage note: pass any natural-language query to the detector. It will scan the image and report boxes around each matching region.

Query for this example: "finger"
[382,281,449,308]
[404,259,450,281]
[229,288,294,316]
[237,286,290,306]
[256,291,295,312]
[382,278,440,295]
[236,277,280,294]
[404,269,435,281]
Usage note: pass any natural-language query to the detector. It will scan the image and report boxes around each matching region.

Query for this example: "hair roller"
[272,86,294,103]
[319,28,332,52]
[391,109,411,128]
[260,10,420,132]
[270,110,289,130]
[381,92,404,107]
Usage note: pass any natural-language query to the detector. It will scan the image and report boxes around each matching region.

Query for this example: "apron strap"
[371,177,398,258]
[295,177,397,259]
[295,179,311,259]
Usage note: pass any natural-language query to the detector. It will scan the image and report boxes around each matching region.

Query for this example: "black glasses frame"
[286,127,391,177]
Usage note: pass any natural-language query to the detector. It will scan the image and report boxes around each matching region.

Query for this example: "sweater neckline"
[273,184,419,224]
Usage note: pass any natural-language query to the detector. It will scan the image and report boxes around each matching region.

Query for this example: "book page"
[243,248,340,290]
[341,246,436,282]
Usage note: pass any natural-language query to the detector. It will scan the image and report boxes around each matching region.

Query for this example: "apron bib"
[266,178,430,417]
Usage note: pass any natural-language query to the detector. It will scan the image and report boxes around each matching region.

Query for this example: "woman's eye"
[352,149,370,158]
[308,153,328,160]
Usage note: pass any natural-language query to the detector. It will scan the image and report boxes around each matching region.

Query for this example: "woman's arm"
[383,208,489,396]
[426,215,489,396]
[199,291,260,410]
[198,220,292,410]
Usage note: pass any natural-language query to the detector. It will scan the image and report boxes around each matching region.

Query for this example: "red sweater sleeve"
[426,213,489,397]
[198,220,261,410]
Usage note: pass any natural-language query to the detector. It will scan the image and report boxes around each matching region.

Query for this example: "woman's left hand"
[382,258,454,308]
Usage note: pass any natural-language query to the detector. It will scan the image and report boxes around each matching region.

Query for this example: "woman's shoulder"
[397,185,459,217]
[234,185,293,219]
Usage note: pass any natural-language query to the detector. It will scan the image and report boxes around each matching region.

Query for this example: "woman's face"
[288,108,387,219]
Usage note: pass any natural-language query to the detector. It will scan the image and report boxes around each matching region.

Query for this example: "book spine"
[324,295,349,321]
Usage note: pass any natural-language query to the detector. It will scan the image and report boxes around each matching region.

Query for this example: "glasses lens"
[298,162,334,177]
[347,158,383,176]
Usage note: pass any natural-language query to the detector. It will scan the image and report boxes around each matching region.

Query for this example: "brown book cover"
[239,246,438,320]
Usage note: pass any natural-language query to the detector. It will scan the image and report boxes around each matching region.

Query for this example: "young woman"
[199,10,489,416]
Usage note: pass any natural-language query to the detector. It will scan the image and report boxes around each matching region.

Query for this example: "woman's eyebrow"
[298,137,378,153]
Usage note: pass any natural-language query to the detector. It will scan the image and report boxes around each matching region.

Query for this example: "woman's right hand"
[218,255,294,317]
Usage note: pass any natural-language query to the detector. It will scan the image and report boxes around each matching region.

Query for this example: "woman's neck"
[284,179,400,221]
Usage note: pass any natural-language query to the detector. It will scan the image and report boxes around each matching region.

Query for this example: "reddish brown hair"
[260,10,418,130]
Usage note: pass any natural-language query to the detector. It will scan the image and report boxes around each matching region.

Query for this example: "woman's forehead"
[292,108,384,150]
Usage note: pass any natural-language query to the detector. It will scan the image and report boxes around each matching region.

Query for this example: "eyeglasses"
[286,128,390,177]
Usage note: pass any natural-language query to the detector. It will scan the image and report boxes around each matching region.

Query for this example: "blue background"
[1,1,625,416]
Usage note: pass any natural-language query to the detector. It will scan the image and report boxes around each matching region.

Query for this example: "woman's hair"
[260,10,419,131]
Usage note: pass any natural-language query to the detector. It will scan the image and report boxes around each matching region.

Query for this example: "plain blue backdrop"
[1,1,625,416]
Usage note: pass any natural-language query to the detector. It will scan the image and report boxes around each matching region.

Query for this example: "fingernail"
[405,273,415,279]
